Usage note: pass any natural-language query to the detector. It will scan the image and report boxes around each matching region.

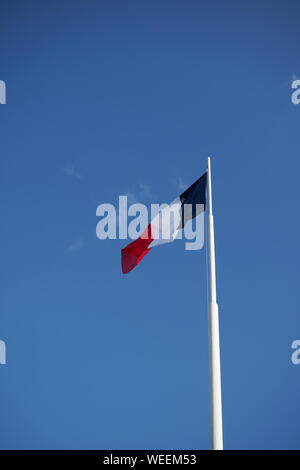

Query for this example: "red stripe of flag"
[121,224,153,274]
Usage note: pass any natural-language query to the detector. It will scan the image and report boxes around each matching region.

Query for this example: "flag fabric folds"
[121,172,207,273]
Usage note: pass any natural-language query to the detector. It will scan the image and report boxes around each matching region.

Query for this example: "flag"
[121,172,207,273]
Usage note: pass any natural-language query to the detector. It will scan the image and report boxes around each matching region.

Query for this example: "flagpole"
[207,157,223,450]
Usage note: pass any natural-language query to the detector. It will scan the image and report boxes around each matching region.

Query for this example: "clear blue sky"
[1,0,300,450]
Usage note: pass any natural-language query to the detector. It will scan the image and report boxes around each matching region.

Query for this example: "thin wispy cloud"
[63,166,81,179]
[67,239,84,252]
[286,74,300,86]
[124,191,138,205]
[175,176,188,193]
[122,184,155,205]
[139,183,154,201]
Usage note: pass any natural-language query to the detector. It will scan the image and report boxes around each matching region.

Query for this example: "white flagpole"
[207,157,223,450]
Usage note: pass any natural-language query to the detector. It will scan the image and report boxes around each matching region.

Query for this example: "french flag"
[121,172,207,273]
